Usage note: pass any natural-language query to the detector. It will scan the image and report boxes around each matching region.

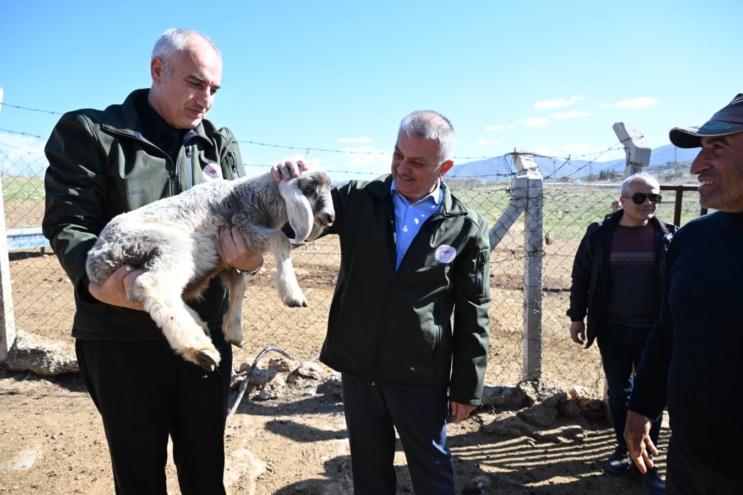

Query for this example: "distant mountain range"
[448,144,700,181]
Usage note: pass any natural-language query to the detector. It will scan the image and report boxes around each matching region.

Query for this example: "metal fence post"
[513,151,544,381]
[0,177,17,362]
[0,86,16,361]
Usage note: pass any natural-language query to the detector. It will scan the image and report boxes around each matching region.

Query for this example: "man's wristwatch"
[236,257,263,276]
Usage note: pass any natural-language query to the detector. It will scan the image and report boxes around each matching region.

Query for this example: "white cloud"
[533,96,585,110]
[519,117,551,128]
[484,124,514,131]
[611,97,661,109]
[555,144,608,156]
[524,146,553,156]
[550,110,591,119]
[477,139,500,146]
[341,146,391,170]
[337,136,374,144]
[599,103,610,108]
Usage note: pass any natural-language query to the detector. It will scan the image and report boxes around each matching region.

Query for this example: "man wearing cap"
[625,94,743,493]
[567,172,675,495]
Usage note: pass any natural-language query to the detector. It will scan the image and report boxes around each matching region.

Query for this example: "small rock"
[482,411,534,437]
[236,363,278,386]
[481,385,525,407]
[257,384,283,401]
[461,475,490,494]
[517,381,539,407]
[531,425,585,443]
[6,330,78,376]
[518,401,558,427]
[316,372,343,400]
[267,357,298,372]
[558,399,583,418]
[287,361,324,383]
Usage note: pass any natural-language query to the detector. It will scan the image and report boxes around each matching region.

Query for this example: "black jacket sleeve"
[566,223,598,322]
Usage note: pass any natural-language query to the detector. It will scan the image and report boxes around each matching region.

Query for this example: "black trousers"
[341,373,454,495]
[666,437,743,494]
[76,331,232,495]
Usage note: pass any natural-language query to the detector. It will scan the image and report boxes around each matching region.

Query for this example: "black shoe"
[630,464,665,495]
[605,445,631,474]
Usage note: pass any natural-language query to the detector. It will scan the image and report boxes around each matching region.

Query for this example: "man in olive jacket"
[273,111,491,495]
[42,29,263,495]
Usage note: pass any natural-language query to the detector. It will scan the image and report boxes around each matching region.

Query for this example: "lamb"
[85,168,335,371]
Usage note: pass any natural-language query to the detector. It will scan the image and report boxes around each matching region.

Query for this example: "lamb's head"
[278,168,335,243]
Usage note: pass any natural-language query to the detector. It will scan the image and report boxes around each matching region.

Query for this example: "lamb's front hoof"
[283,295,308,308]
[196,350,219,371]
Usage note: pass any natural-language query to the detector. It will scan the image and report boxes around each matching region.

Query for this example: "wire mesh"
[1,145,702,397]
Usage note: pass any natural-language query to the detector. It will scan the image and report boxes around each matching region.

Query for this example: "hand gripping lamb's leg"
[219,268,247,346]
[87,224,222,371]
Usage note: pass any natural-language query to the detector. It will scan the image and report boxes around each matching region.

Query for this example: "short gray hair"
[152,28,221,74]
[399,110,455,164]
[620,172,660,197]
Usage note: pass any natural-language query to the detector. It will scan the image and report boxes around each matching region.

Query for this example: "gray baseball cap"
[670,94,743,148]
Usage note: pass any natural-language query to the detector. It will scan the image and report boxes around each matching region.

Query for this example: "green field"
[448,180,704,241]
[2,175,46,203]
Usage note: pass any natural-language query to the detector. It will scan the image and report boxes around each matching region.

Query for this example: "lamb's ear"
[278,177,313,243]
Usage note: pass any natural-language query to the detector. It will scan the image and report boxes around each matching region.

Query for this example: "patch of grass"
[2,176,45,203]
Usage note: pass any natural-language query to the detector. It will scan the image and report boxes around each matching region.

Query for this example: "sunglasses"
[625,193,662,205]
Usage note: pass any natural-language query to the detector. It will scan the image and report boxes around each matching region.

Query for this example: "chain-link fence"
[1,146,702,396]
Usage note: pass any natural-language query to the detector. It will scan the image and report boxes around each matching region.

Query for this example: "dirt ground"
[1,205,670,494]
[0,367,669,495]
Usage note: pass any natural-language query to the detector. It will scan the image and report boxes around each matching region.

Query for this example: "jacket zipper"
[228,151,238,179]
[369,205,464,385]
[185,145,193,191]
[476,249,486,295]
[371,275,398,386]
[370,201,398,386]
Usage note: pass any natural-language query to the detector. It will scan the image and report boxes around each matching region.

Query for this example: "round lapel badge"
[435,244,457,264]
[202,163,223,180]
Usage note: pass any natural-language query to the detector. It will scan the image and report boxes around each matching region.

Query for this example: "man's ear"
[440,160,455,177]
[151,57,165,84]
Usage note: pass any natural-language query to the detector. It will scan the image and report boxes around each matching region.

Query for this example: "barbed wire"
[1,100,630,176]
[542,143,626,181]
[0,128,48,140]
[0,102,65,115]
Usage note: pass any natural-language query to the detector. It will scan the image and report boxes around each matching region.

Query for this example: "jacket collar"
[367,175,467,217]
[100,88,214,142]
[600,209,671,235]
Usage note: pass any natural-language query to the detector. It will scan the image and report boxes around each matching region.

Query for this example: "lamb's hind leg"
[130,270,221,371]
[271,235,308,307]
[220,268,247,347]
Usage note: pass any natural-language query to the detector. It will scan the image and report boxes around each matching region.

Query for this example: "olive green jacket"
[42,89,246,340]
[320,176,492,405]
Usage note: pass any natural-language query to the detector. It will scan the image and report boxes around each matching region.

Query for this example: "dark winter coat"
[319,176,491,405]
[566,210,677,348]
[42,89,245,340]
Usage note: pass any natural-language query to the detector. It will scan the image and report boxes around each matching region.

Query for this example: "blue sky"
[1,0,740,181]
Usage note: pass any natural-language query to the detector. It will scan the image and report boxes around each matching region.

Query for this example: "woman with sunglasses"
[566,172,677,495]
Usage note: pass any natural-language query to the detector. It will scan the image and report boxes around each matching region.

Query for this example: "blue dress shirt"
[390,180,443,270]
